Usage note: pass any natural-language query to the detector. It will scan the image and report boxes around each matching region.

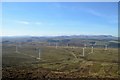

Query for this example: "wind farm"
[2,35,119,79]
[2,2,118,80]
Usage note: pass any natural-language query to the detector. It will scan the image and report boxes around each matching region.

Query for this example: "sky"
[2,2,118,36]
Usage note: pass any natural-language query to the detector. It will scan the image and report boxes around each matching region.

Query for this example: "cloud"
[16,20,44,25]
[86,9,118,25]
[17,21,30,25]
[87,9,104,17]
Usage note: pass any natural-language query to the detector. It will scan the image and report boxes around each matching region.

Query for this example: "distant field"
[2,43,119,79]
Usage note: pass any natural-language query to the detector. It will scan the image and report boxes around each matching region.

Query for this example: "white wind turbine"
[55,42,58,49]
[104,45,108,50]
[80,47,85,57]
[89,42,96,54]
[15,45,18,53]
[82,48,85,57]
[91,46,94,53]
[37,48,41,60]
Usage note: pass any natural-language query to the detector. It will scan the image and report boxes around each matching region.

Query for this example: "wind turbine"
[37,48,41,60]
[80,47,85,57]
[56,42,58,49]
[89,42,95,54]
[91,46,93,53]
[82,48,85,57]
[15,45,18,53]
[104,45,108,50]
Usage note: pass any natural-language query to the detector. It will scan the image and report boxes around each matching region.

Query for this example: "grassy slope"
[2,44,119,78]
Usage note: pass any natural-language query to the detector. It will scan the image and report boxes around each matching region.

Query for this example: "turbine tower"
[56,42,58,49]
[16,45,18,53]
[91,46,93,53]
[89,41,96,53]
[37,48,41,60]
[105,45,108,50]
[82,48,85,57]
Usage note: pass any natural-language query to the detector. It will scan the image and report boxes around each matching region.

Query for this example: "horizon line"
[0,34,118,37]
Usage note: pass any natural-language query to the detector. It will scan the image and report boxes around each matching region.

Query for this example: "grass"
[2,43,119,79]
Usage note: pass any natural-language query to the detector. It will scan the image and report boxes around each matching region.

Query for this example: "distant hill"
[50,35,117,40]
[2,35,119,48]
[2,35,118,42]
